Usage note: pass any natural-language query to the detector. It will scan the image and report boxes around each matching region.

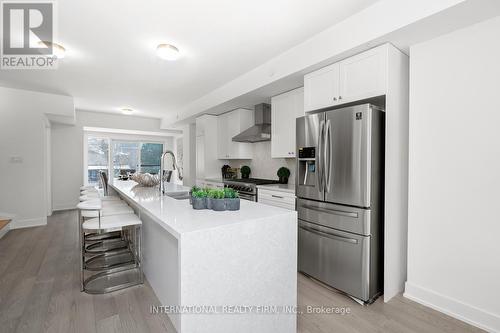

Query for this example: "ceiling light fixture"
[121,108,134,115]
[156,43,180,61]
[38,41,66,59]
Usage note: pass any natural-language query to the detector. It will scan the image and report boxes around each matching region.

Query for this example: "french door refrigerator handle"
[299,225,358,244]
[324,119,332,193]
[317,120,325,191]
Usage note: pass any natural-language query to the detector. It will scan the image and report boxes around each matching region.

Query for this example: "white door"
[338,48,387,104]
[304,63,339,112]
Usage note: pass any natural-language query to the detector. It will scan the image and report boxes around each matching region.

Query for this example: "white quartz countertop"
[109,180,294,239]
[257,183,296,194]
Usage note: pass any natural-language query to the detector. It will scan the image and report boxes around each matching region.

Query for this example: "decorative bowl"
[130,173,160,187]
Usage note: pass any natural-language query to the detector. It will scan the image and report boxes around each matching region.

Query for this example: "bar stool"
[77,200,143,294]
[78,198,134,251]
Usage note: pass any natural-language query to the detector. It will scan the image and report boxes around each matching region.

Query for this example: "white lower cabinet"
[258,188,295,210]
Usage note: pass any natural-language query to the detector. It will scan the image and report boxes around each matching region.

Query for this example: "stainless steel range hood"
[232,103,271,143]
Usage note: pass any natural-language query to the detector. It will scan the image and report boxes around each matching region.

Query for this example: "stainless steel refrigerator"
[296,103,384,303]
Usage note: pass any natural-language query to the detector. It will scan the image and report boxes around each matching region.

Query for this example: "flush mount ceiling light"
[38,41,66,59]
[121,108,134,115]
[156,43,180,61]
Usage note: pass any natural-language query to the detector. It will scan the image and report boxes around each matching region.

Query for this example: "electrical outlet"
[10,156,23,163]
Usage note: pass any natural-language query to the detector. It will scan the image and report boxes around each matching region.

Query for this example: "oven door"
[238,192,256,201]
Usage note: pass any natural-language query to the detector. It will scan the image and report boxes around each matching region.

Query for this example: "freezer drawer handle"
[300,204,358,218]
[299,225,358,244]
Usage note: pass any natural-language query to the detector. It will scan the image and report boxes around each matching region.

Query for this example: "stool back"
[99,171,109,196]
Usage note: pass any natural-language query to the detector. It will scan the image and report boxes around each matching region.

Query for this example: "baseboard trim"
[404,282,500,333]
[10,216,47,229]
[52,203,77,211]
[0,211,16,219]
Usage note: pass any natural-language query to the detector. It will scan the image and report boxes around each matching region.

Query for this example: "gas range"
[223,178,280,201]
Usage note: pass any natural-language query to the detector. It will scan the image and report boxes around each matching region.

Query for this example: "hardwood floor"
[0,211,483,333]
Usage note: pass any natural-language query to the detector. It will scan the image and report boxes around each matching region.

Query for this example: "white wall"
[405,16,500,332]
[51,110,176,211]
[0,87,73,228]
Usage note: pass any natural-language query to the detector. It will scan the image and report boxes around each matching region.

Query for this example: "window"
[87,137,109,186]
[85,136,165,185]
[140,143,163,174]
[112,141,140,177]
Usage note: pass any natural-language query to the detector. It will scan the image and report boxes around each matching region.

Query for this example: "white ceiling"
[0,0,379,118]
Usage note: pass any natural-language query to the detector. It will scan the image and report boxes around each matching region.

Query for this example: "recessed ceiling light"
[38,41,66,59]
[121,108,134,115]
[156,44,180,61]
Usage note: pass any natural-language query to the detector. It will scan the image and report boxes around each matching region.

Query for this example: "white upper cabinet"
[217,109,254,159]
[338,47,387,104]
[217,113,228,159]
[195,135,205,178]
[304,63,339,112]
[304,46,388,112]
[196,115,220,179]
[271,87,304,158]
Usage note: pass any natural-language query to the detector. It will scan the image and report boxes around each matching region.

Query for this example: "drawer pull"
[300,204,358,218]
[271,195,284,199]
[299,225,358,244]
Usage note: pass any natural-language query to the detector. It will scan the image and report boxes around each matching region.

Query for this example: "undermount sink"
[165,192,190,200]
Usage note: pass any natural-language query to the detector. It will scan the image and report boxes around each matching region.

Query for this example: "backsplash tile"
[229,141,296,184]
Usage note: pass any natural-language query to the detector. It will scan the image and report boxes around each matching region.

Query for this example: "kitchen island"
[108,180,298,333]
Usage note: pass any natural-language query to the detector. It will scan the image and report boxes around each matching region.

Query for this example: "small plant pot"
[211,198,226,211]
[192,197,206,210]
[279,176,289,184]
[225,198,240,211]
[241,174,250,179]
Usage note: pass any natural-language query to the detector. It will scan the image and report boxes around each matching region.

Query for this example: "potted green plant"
[277,167,291,184]
[240,165,251,179]
[190,186,201,205]
[192,189,207,210]
[208,189,226,211]
[224,188,240,211]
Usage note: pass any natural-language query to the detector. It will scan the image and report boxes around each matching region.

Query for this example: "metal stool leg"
[78,210,84,292]
[139,223,143,284]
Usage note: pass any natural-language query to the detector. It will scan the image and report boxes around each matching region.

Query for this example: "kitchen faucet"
[159,150,183,193]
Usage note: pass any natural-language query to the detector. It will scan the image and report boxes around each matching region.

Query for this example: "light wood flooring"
[0,211,484,333]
